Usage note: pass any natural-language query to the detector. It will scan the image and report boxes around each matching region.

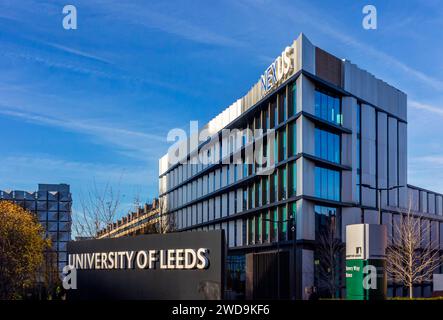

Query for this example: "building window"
[289,122,296,156]
[263,108,269,130]
[280,167,287,201]
[227,166,230,186]
[263,176,268,204]
[274,134,278,163]
[280,129,287,161]
[279,92,287,123]
[248,217,254,245]
[315,127,340,163]
[289,162,297,197]
[242,188,247,211]
[257,180,262,206]
[271,99,278,129]
[257,214,262,244]
[212,172,216,191]
[265,211,270,243]
[281,206,288,240]
[315,166,341,201]
[249,185,255,209]
[289,83,296,117]
[220,169,223,187]
[271,172,278,203]
[255,113,261,130]
[271,208,278,242]
[314,206,339,240]
[314,89,342,125]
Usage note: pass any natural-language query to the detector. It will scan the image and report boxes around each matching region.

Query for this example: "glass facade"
[315,127,340,163]
[315,166,341,201]
[156,49,443,300]
[314,89,342,125]
[314,205,339,238]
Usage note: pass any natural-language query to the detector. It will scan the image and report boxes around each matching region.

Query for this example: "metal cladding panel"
[67,230,225,300]
[377,112,388,208]
[388,117,398,207]
[361,104,376,207]
[315,47,343,88]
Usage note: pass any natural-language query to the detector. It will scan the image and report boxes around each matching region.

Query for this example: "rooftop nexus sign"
[66,230,225,300]
[260,46,294,95]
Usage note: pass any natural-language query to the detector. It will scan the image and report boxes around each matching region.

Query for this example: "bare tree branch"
[386,201,442,298]
[72,177,122,238]
[316,216,344,298]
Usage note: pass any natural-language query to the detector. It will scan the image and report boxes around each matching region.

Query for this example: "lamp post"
[263,215,294,300]
[357,183,404,224]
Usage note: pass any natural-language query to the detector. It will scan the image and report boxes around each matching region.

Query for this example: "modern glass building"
[0,183,72,274]
[158,34,443,299]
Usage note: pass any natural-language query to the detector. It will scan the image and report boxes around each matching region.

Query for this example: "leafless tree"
[316,216,344,298]
[156,197,176,234]
[73,179,122,238]
[386,203,442,299]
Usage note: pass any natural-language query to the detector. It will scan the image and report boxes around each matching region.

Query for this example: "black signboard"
[66,230,225,300]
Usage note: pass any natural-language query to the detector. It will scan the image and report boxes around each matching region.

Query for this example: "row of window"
[166,162,342,213]
[37,211,71,222]
[40,221,71,232]
[161,126,297,196]
[161,87,343,197]
[170,161,298,226]
[246,203,296,245]
[160,83,298,194]
[407,187,443,216]
[166,159,298,213]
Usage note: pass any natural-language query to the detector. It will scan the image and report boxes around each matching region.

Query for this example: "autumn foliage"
[0,200,50,299]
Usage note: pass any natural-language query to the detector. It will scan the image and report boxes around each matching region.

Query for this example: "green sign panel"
[345,224,387,300]
[346,259,386,300]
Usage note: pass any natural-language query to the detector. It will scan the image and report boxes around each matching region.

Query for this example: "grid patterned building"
[0,183,72,273]
[158,34,443,299]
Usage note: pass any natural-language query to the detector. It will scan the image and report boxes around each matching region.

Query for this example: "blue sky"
[1,0,443,218]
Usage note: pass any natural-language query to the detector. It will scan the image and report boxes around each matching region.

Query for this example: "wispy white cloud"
[39,41,113,65]
[0,105,167,161]
[411,155,443,167]
[94,1,245,48]
[0,154,157,206]
[0,48,190,94]
[267,0,443,92]
[409,99,443,116]
[408,155,443,193]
